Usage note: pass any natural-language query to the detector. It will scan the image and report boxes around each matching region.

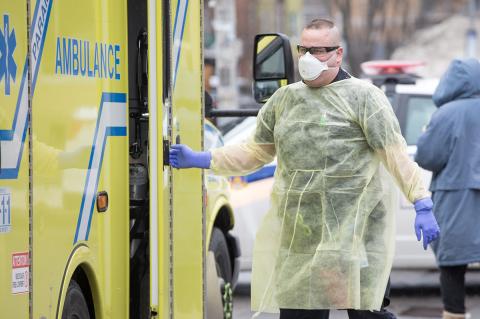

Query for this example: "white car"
[225,70,440,278]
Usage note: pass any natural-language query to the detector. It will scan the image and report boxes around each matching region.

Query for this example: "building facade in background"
[206,0,478,109]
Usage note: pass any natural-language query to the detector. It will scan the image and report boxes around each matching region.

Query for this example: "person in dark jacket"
[415,58,480,319]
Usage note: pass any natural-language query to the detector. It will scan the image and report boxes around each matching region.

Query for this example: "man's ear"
[335,47,343,66]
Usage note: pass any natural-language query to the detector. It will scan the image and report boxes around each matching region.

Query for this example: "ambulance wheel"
[62,280,90,319]
[209,227,233,318]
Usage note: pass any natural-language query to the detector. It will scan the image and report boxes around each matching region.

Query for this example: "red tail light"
[361,60,425,75]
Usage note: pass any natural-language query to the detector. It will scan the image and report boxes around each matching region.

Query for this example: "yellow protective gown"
[211,78,429,312]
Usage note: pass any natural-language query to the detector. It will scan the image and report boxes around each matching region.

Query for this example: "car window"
[223,117,256,145]
[404,96,437,145]
[204,123,224,150]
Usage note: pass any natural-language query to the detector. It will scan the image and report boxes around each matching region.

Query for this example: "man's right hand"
[169,144,212,169]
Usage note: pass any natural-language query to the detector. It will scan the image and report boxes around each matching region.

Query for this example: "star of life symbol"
[0,14,17,96]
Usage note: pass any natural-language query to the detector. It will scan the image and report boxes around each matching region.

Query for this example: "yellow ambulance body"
[0,0,238,318]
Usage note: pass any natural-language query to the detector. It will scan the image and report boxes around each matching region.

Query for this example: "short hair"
[304,18,341,44]
[204,57,216,68]
[305,18,335,30]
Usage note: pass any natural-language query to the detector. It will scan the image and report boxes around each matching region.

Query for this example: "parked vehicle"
[0,1,240,318]
[204,120,240,302]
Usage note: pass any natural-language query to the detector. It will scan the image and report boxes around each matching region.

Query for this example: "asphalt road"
[232,269,480,319]
[233,294,480,319]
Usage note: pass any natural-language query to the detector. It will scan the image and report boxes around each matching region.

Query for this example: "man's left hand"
[414,197,440,250]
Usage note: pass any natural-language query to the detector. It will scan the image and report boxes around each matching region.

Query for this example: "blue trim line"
[0,63,27,140]
[173,0,181,42]
[0,0,53,179]
[106,127,127,136]
[0,169,20,179]
[173,0,189,89]
[105,91,127,103]
[244,165,276,183]
[73,93,127,243]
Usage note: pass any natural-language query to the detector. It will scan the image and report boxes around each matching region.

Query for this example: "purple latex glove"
[169,144,211,169]
[414,197,440,250]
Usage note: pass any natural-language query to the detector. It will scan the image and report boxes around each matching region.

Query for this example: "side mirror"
[253,33,294,103]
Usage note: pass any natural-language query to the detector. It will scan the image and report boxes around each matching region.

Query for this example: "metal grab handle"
[207,109,259,117]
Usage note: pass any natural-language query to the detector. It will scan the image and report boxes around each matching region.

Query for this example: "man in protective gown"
[169,19,440,319]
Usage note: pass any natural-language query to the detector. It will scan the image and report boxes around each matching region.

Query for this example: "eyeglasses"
[297,45,339,56]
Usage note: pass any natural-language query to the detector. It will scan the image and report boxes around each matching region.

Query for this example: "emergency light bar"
[361,60,425,75]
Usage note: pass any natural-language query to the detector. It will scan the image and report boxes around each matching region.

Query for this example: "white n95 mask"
[298,52,328,81]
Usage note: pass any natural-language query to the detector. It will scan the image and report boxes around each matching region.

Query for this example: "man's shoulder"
[349,77,382,91]
[269,81,299,94]
[272,81,308,97]
[331,77,384,98]
[331,76,375,89]
[286,81,306,90]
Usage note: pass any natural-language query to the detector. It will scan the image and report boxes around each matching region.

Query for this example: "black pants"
[440,265,467,314]
[279,280,396,319]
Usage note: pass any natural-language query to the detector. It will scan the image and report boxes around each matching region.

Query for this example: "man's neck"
[330,67,351,84]
[303,68,351,88]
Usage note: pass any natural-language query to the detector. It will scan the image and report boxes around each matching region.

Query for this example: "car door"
[393,93,438,268]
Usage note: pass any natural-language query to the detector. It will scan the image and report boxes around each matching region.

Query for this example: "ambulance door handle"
[163,136,180,167]
[163,139,170,167]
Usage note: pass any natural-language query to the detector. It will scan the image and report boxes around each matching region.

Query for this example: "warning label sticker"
[12,252,29,294]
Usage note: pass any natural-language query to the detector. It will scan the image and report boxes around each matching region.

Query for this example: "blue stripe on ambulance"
[0,0,53,179]
[244,165,276,183]
[74,93,127,244]
[0,64,27,141]
[172,0,189,88]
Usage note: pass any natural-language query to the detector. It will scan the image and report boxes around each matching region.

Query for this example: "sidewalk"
[235,269,480,294]
[233,295,480,319]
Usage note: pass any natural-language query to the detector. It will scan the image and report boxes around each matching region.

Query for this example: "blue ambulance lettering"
[31,0,50,63]
[55,37,121,80]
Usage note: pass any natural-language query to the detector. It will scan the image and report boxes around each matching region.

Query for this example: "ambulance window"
[403,96,437,145]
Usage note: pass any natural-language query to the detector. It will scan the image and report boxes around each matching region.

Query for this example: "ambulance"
[0,0,245,318]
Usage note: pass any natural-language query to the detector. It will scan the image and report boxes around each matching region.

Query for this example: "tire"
[209,227,233,319]
[209,227,232,283]
[62,280,90,319]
